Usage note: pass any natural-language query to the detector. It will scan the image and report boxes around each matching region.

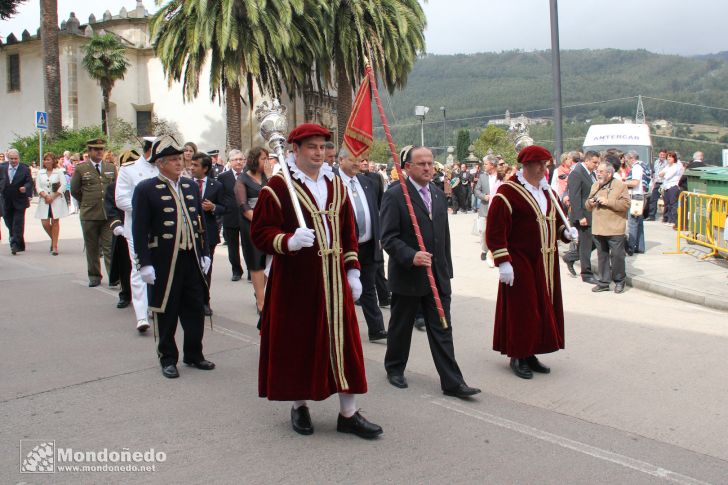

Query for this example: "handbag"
[630,194,644,217]
[51,182,61,193]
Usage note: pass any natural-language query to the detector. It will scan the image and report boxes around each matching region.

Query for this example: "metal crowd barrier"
[675,192,728,259]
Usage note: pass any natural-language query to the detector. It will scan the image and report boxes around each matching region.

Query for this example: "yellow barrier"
[675,191,728,259]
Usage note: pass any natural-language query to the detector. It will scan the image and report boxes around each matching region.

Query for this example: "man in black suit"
[380,146,480,399]
[360,159,391,307]
[338,149,387,342]
[1,149,33,254]
[563,150,600,284]
[190,152,227,316]
[217,149,246,281]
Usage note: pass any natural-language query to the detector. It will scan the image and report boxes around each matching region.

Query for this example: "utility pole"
[636,95,646,124]
[440,106,447,148]
[549,0,563,158]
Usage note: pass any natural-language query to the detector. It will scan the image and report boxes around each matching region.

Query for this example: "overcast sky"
[2,0,726,56]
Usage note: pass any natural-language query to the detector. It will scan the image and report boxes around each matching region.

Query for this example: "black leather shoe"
[387,374,408,389]
[480,252,487,261]
[116,298,131,309]
[591,284,610,293]
[526,355,550,374]
[582,275,598,285]
[89,280,101,288]
[443,384,481,398]
[414,317,426,331]
[162,365,179,378]
[614,282,626,294]
[231,274,242,282]
[203,304,213,316]
[625,246,634,256]
[510,358,533,379]
[564,260,576,277]
[291,406,313,435]
[378,299,391,308]
[369,330,388,342]
[10,246,17,255]
[337,412,383,439]
[183,359,215,370]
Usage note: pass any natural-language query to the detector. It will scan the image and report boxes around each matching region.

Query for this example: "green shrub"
[11,126,106,164]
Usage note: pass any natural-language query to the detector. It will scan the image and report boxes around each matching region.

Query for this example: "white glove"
[201,256,211,274]
[112,226,124,237]
[140,265,156,285]
[347,269,362,302]
[498,261,514,286]
[287,227,315,251]
[564,226,579,241]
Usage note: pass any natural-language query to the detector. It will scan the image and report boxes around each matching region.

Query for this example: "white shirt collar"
[288,157,334,184]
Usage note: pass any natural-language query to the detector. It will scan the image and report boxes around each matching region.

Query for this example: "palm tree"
[0,0,26,20]
[40,0,62,138]
[329,0,427,146]
[150,0,329,153]
[82,32,130,140]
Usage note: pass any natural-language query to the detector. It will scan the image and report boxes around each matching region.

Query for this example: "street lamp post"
[415,105,429,147]
[550,0,564,158]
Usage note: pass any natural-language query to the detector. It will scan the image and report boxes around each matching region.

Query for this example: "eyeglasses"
[411,161,434,168]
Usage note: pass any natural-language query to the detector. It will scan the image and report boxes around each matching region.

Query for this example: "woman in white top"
[659,151,683,227]
[35,152,69,254]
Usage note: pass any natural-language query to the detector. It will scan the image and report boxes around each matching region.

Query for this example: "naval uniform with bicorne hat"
[132,137,214,379]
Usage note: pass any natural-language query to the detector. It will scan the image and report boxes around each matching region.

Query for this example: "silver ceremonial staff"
[255,100,307,229]
[510,119,574,233]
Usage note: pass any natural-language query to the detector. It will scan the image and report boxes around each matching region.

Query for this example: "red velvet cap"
[287,123,331,144]
[517,145,552,165]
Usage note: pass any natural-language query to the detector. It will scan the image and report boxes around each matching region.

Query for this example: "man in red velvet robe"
[485,145,578,380]
[251,123,382,439]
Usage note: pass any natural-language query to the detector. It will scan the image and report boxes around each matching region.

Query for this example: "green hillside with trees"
[373,49,728,163]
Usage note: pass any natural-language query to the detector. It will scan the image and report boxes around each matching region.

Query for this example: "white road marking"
[213,324,257,345]
[431,398,711,485]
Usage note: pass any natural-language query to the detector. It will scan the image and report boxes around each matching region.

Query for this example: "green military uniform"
[70,138,118,286]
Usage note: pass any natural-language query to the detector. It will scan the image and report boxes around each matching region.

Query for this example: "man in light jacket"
[586,161,631,294]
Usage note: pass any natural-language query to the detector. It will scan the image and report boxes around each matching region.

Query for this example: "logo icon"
[20,440,55,473]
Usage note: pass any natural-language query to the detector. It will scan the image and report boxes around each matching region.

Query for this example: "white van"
[582,123,653,164]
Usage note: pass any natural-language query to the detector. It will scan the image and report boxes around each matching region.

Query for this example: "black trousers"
[385,291,464,391]
[3,203,26,250]
[664,186,681,225]
[118,244,132,302]
[156,250,206,366]
[563,223,595,279]
[204,244,217,298]
[223,226,245,277]
[374,261,390,304]
[647,183,662,219]
[451,186,469,213]
[358,241,385,336]
[594,235,626,285]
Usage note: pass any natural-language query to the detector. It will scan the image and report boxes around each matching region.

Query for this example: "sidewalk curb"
[626,274,728,312]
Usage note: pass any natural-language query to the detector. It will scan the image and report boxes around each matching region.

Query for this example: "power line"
[374,96,639,130]
[641,96,728,112]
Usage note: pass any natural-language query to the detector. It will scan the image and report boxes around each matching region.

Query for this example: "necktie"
[591,171,597,182]
[95,163,101,175]
[9,166,15,183]
[420,186,432,214]
[197,179,204,196]
[349,179,367,239]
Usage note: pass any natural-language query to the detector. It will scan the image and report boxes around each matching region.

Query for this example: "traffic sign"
[35,111,48,129]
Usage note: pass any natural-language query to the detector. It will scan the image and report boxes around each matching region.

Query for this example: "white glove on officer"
[564,226,579,241]
[201,256,211,274]
[112,226,124,237]
[287,227,316,252]
[498,261,514,286]
[347,269,362,302]
[140,265,156,285]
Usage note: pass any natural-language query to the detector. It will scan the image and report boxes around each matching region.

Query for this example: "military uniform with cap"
[132,136,213,378]
[115,137,159,331]
[70,138,118,286]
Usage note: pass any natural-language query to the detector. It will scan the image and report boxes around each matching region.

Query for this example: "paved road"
[2,210,727,484]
